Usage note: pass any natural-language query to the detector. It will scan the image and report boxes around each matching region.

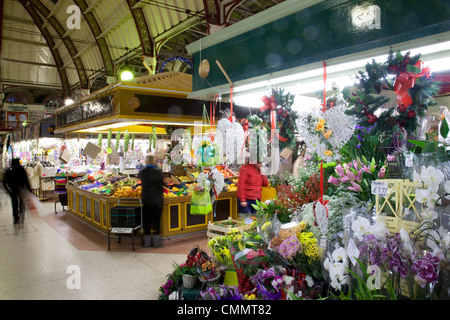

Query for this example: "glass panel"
[186,203,206,226]
[78,195,84,215]
[94,201,100,223]
[86,199,92,219]
[214,198,231,222]
[103,203,107,227]
[169,205,179,230]
[72,192,77,211]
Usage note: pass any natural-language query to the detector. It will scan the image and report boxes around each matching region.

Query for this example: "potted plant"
[179,262,199,289]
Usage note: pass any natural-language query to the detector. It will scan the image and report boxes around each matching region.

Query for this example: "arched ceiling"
[0,0,285,102]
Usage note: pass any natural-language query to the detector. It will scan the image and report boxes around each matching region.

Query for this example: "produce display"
[68,165,240,199]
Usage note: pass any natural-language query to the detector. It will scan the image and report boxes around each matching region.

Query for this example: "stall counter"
[66,184,238,238]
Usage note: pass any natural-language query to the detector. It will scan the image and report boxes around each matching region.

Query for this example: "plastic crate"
[110,206,141,227]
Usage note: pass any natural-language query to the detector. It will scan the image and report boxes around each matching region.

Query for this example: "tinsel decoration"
[97,133,102,148]
[131,133,135,151]
[107,129,112,149]
[149,126,157,149]
[115,130,121,151]
[123,130,130,153]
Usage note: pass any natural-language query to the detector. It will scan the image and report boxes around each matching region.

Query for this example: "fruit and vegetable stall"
[65,166,240,237]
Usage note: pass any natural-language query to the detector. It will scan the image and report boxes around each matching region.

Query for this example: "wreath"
[345,50,439,141]
[259,87,298,150]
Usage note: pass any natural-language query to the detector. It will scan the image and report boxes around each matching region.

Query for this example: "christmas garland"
[345,50,439,140]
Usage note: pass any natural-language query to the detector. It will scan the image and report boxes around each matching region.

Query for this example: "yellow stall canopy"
[54,72,219,135]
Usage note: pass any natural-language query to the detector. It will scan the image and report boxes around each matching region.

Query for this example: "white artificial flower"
[416,188,440,209]
[323,257,331,271]
[426,229,441,251]
[399,227,414,254]
[283,275,294,286]
[351,216,371,241]
[370,221,388,240]
[332,247,348,266]
[305,275,314,287]
[443,232,450,249]
[445,180,450,200]
[445,180,450,193]
[420,208,438,221]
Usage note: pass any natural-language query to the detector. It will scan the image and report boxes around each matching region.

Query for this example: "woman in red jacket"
[237,162,269,214]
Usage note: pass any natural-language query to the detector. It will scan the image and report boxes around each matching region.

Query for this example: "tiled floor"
[0,187,208,300]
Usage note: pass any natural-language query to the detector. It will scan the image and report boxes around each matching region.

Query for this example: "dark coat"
[3,159,31,194]
[138,165,164,207]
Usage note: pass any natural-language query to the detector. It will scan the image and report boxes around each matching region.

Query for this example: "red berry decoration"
[407,110,416,118]
[397,105,407,113]
[367,113,378,124]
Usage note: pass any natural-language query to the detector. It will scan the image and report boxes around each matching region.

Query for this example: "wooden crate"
[207,217,250,239]
[374,179,422,234]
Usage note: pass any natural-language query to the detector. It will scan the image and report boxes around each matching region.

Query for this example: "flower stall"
[157,50,450,301]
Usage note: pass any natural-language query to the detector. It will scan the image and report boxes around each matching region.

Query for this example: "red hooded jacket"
[237,164,269,202]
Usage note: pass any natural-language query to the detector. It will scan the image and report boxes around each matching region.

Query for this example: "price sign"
[111,227,133,234]
[371,181,388,197]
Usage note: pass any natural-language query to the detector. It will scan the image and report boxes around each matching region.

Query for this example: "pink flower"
[378,167,386,179]
[335,164,344,177]
[328,175,340,186]
[347,170,357,181]
[387,154,396,161]
[341,175,352,183]
[347,181,362,192]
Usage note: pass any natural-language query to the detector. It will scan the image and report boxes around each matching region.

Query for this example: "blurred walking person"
[3,158,32,224]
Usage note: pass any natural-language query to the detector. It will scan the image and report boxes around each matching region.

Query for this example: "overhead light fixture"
[65,98,74,106]
[120,61,134,81]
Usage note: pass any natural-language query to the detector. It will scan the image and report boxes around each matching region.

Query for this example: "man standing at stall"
[138,155,164,248]
[3,158,32,224]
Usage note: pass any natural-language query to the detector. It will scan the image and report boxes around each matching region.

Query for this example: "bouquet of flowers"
[251,266,285,300]
[200,285,243,300]
[227,229,270,294]
[208,235,233,268]
[198,260,218,280]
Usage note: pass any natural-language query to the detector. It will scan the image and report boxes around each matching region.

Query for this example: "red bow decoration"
[318,160,329,216]
[393,60,430,110]
[240,118,249,131]
[260,95,288,142]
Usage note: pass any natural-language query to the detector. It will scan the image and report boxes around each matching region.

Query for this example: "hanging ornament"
[407,110,416,119]
[367,113,378,124]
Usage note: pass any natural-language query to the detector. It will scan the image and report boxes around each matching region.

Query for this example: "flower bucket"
[198,272,221,287]
[182,274,198,289]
